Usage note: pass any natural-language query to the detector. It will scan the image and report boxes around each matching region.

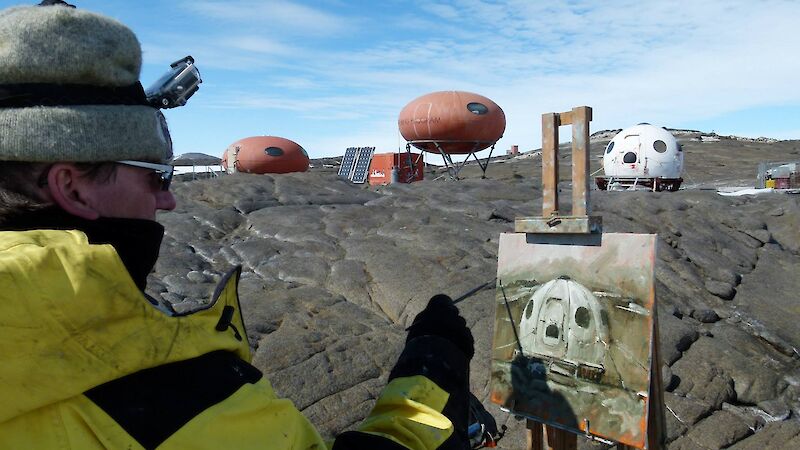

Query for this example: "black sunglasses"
[116,160,175,191]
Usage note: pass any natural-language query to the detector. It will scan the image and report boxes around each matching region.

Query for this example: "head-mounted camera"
[145,56,202,109]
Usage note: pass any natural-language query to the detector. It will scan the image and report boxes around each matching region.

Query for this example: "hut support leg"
[469,143,496,178]
[434,142,471,180]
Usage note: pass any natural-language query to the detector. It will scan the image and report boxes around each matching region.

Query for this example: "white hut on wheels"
[595,124,684,191]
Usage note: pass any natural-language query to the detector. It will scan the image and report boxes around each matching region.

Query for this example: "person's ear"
[45,163,100,220]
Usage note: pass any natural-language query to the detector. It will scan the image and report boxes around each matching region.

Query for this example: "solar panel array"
[338,147,358,179]
[351,147,374,183]
[338,147,375,183]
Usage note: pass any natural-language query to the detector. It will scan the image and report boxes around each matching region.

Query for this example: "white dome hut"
[518,276,609,382]
[596,123,684,191]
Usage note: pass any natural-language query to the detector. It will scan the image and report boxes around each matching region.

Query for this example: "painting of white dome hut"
[517,276,609,382]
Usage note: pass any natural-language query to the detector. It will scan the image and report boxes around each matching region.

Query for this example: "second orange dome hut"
[222,136,309,174]
[398,91,506,154]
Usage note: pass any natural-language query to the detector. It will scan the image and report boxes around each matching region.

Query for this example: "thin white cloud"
[219,36,294,55]
[183,0,352,35]
[206,87,396,116]
[140,31,305,72]
[271,76,322,90]
[420,3,461,21]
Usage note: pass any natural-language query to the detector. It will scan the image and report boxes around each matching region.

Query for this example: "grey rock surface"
[728,421,800,449]
[149,136,800,449]
[684,410,754,449]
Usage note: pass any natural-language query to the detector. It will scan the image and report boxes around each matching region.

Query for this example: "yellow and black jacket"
[0,218,469,449]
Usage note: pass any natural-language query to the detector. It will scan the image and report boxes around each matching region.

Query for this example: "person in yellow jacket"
[0,1,474,449]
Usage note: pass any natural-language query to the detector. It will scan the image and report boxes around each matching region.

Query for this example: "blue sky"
[9,0,800,159]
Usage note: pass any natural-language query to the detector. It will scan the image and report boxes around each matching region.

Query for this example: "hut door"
[537,294,568,358]
[227,146,240,174]
[622,134,640,166]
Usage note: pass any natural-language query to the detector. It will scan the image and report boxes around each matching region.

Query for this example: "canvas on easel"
[490,232,656,448]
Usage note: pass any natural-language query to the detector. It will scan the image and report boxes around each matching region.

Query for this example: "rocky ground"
[150,133,800,449]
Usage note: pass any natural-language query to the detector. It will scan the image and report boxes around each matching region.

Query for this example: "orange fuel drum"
[398,91,506,154]
[222,136,309,174]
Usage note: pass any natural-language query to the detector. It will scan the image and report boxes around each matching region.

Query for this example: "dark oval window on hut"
[575,306,591,328]
[623,152,637,163]
[606,141,615,154]
[545,324,560,340]
[525,301,535,320]
[653,140,667,153]
[466,102,488,115]
[265,147,284,157]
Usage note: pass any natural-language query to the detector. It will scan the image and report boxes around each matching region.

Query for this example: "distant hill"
[173,152,221,166]
[591,128,781,144]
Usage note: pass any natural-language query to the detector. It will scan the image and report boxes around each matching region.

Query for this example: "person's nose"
[156,190,177,211]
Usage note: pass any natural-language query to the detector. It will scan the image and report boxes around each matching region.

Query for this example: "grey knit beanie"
[0,2,173,163]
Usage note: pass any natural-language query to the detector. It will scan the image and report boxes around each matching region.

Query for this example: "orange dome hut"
[399,91,505,179]
[398,91,506,154]
[222,136,309,174]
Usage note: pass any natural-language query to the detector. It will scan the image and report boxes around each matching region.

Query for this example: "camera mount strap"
[0,82,150,108]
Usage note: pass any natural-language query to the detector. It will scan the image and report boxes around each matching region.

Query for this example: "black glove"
[406,294,475,359]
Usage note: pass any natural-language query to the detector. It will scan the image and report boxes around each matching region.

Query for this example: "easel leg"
[526,420,577,450]
[526,419,543,450]
[545,426,577,450]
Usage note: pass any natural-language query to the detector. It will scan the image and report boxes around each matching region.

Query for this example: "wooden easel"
[515,107,666,450]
